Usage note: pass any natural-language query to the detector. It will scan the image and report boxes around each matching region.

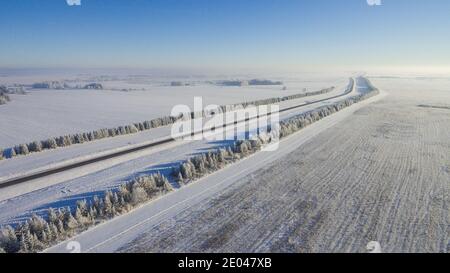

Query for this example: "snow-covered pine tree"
[177,172,184,183]
[219,149,227,163]
[76,199,88,215]
[131,185,148,205]
[9,147,16,158]
[45,138,58,149]
[103,191,114,217]
[0,225,19,253]
[47,208,58,226]
[29,214,46,240]
[108,129,116,137]
[128,124,139,134]
[180,161,194,179]
[74,206,86,226]
[118,126,127,135]
[49,222,59,239]
[143,121,151,130]
[43,223,53,243]
[18,233,28,253]
[56,219,65,235]
[111,192,121,209]
[19,144,29,155]
[63,207,78,231]
[28,141,42,152]
[226,146,234,156]
[137,122,145,131]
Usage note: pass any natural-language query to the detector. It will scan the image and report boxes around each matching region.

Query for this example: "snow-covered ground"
[41,75,450,253]
[5,75,447,253]
[0,78,362,226]
[0,75,345,148]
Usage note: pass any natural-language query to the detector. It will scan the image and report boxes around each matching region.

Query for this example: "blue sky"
[1,0,450,72]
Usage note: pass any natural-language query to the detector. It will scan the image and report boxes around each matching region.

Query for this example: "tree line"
[0,117,180,160]
[0,172,172,253]
[0,86,335,160]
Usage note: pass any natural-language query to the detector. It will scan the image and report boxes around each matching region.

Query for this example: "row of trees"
[173,138,268,184]
[0,85,28,107]
[32,81,104,90]
[278,79,380,139]
[1,116,180,159]
[1,85,26,95]
[1,86,336,160]
[0,172,172,253]
[219,86,335,112]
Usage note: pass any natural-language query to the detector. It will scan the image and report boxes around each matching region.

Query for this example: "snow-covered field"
[37,76,449,253]
[0,74,345,148]
[113,76,450,252]
[112,77,450,253]
[2,74,448,253]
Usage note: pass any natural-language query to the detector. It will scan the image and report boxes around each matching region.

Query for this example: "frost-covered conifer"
[28,141,42,152]
[131,185,147,205]
[63,208,78,231]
